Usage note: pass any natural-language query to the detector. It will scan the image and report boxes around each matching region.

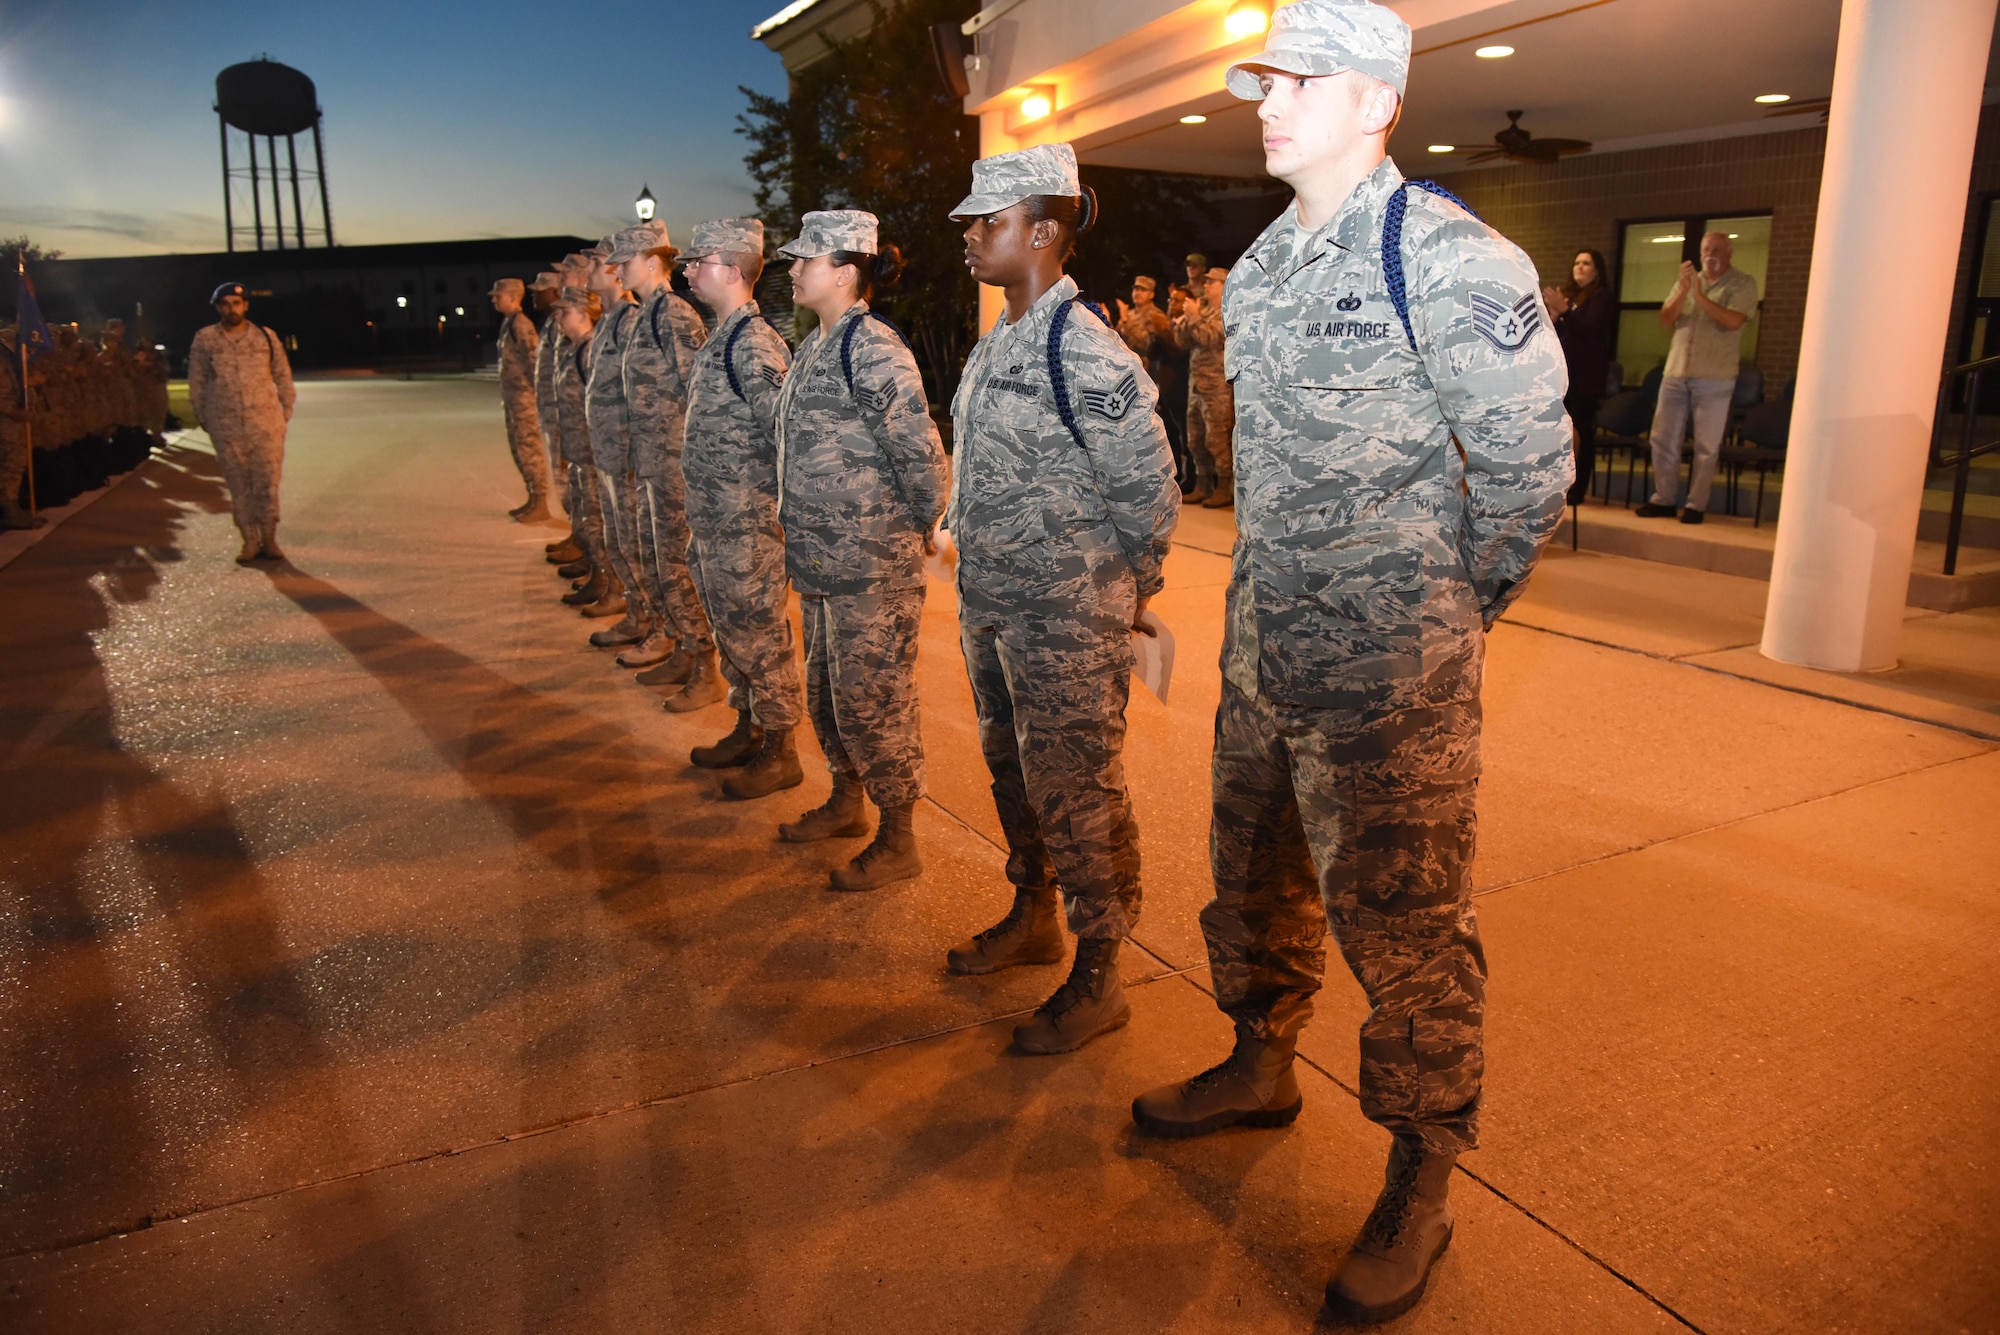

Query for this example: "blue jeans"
[1648,375,1736,512]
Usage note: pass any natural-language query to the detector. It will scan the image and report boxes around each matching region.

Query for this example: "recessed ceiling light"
[1180,114,1208,124]
[1224,1,1271,39]
[1427,144,1455,154]
[1754,93,1791,104]
[1475,45,1514,58]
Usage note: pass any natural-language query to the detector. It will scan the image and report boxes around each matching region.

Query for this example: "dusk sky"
[0,0,794,258]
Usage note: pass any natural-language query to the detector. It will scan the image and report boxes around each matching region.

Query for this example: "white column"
[1762,0,1998,670]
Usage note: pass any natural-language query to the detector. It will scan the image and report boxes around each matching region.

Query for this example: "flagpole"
[16,255,34,519]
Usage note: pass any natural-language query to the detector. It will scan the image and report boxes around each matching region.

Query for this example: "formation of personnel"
[500,0,1569,1322]
[1,318,170,529]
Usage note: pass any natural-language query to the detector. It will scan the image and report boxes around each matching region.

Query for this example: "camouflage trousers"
[803,587,926,809]
[538,404,562,490]
[637,473,714,656]
[1186,376,1235,483]
[690,529,802,729]
[1,427,27,509]
[567,463,606,566]
[595,469,653,624]
[212,425,285,531]
[504,389,550,501]
[1203,678,1485,1156]
[961,616,1142,940]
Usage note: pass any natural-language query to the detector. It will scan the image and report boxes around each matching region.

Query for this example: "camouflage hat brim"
[776,236,834,260]
[1225,48,1354,100]
[948,190,1029,221]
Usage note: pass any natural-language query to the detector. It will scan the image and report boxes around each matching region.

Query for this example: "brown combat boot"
[514,494,552,523]
[258,522,285,559]
[778,771,868,841]
[1183,474,1214,504]
[636,647,694,688]
[234,526,262,564]
[691,711,763,769]
[1131,1023,1302,1138]
[562,569,609,606]
[1323,1137,1457,1325]
[1012,936,1130,1055]
[544,535,575,556]
[1200,470,1234,508]
[660,651,725,712]
[945,884,1065,975]
[719,727,804,800]
[828,801,921,891]
[580,581,628,618]
[556,557,592,579]
[589,613,647,648]
[616,631,673,668]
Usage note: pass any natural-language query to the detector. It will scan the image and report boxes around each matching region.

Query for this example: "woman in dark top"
[1545,249,1614,504]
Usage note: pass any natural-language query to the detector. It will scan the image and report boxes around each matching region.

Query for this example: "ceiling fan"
[1464,110,1592,164]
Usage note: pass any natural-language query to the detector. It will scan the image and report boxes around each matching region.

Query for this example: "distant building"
[19,236,593,370]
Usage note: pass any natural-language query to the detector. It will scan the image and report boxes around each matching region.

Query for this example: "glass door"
[1613,212,1771,385]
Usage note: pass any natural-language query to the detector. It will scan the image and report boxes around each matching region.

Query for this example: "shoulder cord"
[840,309,910,398]
[1046,297,1087,451]
[723,313,780,401]
[1382,179,1480,350]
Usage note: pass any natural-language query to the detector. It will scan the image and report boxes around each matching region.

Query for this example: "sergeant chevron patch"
[1081,371,1140,421]
[855,383,896,414]
[1469,292,1543,352]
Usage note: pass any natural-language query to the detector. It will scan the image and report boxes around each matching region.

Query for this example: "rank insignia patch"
[1080,372,1140,421]
[1469,292,1543,352]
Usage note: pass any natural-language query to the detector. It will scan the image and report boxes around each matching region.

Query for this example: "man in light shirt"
[1637,231,1759,524]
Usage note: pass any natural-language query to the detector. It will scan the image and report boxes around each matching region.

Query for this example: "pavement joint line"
[1506,618,2000,743]
[0,967,1200,1268]
[1471,744,1991,903]
[1165,965,1710,1333]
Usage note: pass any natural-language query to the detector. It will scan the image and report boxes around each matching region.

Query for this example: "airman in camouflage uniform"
[585,240,646,630]
[769,210,950,885]
[1127,3,1573,1324]
[946,145,1180,1053]
[550,285,609,612]
[1173,265,1235,506]
[608,220,723,685]
[675,218,808,787]
[529,272,567,506]
[189,282,296,563]
[0,336,39,529]
[491,277,550,522]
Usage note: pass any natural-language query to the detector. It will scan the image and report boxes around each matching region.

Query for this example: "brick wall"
[1429,103,2000,397]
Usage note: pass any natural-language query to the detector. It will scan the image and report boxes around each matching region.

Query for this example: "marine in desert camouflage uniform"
[771,210,950,888]
[945,144,1181,1055]
[188,282,296,564]
[1127,4,1573,1324]
[490,277,550,521]
[675,218,809,791]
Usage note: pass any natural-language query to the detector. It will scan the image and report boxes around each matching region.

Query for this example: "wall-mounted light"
[1475,44,1514,58]
[1427,144,1455,154]
[1020,86,1053,121]
[1754,93,1791,104]
[454,306,465,315]
[1180,114,1208,125]
[635,185,656,221]
[396,295,408,308]
[1225,1,1271,39]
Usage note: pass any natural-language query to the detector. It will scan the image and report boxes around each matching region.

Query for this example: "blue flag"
[16,261,53,363]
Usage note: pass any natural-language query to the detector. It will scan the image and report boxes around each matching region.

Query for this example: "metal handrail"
[1931,357,2000,576]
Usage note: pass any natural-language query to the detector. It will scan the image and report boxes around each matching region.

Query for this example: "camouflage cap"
[587,238,614,263]
[559,251,599,277]
[552,285,599,313]
[682,217,766,261]
[1185,252,1208,267]
[1225,0,1412,99]
[489,277,525,298]
[778,210,879,259]
[530,270,563,292]
[949,142,1079,219]
[1131,275,1157,291]
[607,219,672,263]
[1204,267,1229,283]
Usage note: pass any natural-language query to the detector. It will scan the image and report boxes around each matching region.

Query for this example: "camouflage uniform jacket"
[534,314,563,457]
[189,322,295,442]
[776,300,948,597]
[1221,157,1571,714]
[622,286,707,480]
[684,301,789,542]
[498,310,538,398]
[1174,296,1228,390]
[1116,302,1170,365]
[948,275,1179,625]
[554,328,593,466]
[585,298,636,473]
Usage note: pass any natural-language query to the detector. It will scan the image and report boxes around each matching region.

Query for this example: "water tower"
[215,58,334,252]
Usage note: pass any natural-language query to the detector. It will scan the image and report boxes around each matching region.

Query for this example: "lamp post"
[635,185,656,222]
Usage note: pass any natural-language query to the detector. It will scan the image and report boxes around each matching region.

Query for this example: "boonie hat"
[778,210,879,259]
[682,218,766,261]
[1225,0,1412,99]
[489,277,525,298]
[607,220,672,263]
[210,281,245,305]
[949,143,1079,219]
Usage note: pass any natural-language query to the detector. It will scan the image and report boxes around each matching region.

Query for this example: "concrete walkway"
[1,378,1994,1333]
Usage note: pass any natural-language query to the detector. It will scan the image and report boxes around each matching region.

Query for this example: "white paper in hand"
[924,526,957,584]
[1131,610,1176,704]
